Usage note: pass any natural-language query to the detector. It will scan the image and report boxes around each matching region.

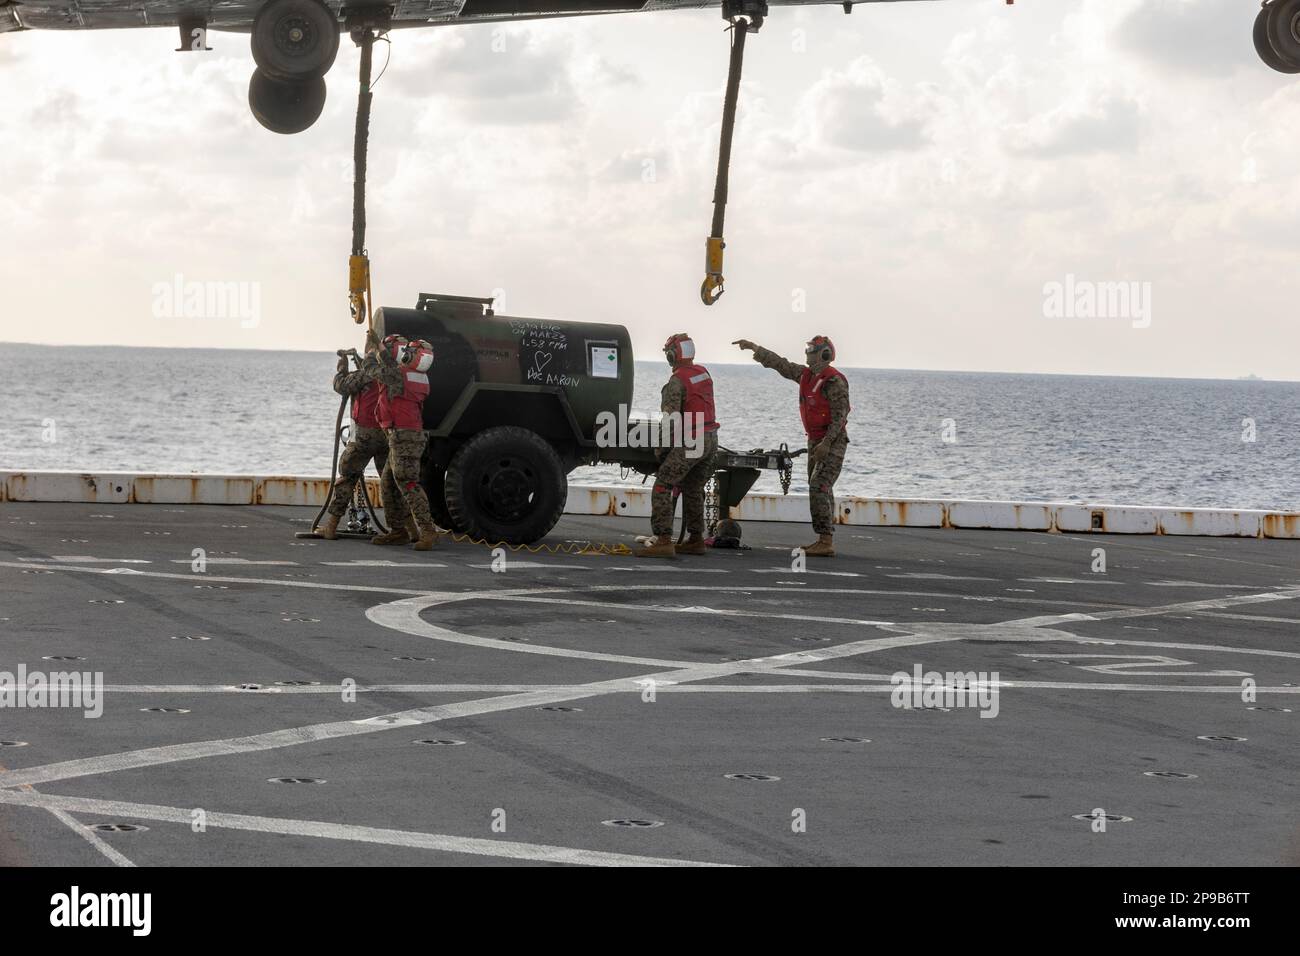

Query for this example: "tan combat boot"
[318,513,340,540]
[803,533,835,558]
[371,527,409,546]
[634,534,677,558]
[413,525,438,551]
[676,533,708,555]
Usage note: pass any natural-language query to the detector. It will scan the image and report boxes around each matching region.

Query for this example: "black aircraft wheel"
[248,70,327,135]
[1264,0,1300,72]
[420,467,461,534]
[251,0,341,81]
[444,427,568,545]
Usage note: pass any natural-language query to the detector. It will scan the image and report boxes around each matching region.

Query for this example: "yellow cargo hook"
[700,9,759,306]
[348,253,371,326]
[701,236,726,305]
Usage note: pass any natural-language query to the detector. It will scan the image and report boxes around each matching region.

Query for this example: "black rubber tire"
[251,0,340,81]
[444,426,568,545]
[1263,1,1300,72]
[420,467,461,533]
[248,70,327,134]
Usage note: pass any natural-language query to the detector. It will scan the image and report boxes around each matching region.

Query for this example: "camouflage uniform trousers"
[808,435,848,535]
[380,428,435,533]
[326,426,390,518]
[651,431,720,537]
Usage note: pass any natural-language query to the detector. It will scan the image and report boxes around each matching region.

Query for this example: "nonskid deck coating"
[0,502,1297,866]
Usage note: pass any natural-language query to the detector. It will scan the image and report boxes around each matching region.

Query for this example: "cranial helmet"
[383,334,434,372]
[664,332,695,365]
[805,335,835,364]
[403,339,435,373]
[382,334,408,358]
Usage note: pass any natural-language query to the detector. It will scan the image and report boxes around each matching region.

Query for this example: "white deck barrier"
[1,471,1296,539]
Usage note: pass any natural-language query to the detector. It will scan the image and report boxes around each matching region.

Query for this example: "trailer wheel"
[420,467,461,534]
[444,426,568,545]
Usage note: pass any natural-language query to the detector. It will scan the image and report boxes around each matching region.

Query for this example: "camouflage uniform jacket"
[750,345,850,445]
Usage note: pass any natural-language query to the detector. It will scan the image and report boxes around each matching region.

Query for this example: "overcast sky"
[1,0,1296,378]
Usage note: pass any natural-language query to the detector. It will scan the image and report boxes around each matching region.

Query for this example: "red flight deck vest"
[351,380,383,430]
[799,365,848,442]
[672,363,719,441]
[377,370,431,431]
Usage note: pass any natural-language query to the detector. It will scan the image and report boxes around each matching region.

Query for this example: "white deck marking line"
[887,573,997,581]
[657,683,1300,693]
[0,761,134,868]
[1005,588,1300,630]
[605,567,731,573]
[753,668,894,681]
[1019,577,1120,585]
[1147,581,1260,589]
[467,562,605,570]
[754,568,865,577]
[369,595,696,667]
[46,806,136,867]
[0,790,726,867]
[475,593,895,628]
[44,683,639,694]
[367,593,897,666]
[1047,637,1300,661]
[0,624,963,790]
[1193,611,1300,625]
[0,561,1111,610]
[168,559,299,566]
[1085,589,1300,621]
[17,678,1291,695]
[18,556,152,564]
[0,561,433,595]
[3,566,1292,798]
[318,560,449,567]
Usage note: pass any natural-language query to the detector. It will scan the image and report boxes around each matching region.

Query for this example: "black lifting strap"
[352,31,374,259]
[701,17,754,306]
[348,27,377,324]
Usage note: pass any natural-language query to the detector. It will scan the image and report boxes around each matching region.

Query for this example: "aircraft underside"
[4,0,1300,133]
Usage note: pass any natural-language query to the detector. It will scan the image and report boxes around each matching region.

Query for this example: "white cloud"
[1,4,1298,380]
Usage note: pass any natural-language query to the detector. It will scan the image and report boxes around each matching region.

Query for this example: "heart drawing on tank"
[534,351,553,372]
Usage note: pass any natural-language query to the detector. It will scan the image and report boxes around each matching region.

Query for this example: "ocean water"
[1,343,1296,511]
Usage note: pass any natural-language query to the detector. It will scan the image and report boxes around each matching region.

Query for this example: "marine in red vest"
[635,333,722,559]
[370,333,440,551]
[733,334,851,557]
[319,344,389,540]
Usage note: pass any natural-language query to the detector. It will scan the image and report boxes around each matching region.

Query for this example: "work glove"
[811,441,830,465]
[732,339,757,353]
[336,355,348,374]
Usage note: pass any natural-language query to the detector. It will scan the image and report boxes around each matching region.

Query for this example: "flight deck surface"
[1,502,1296,866]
